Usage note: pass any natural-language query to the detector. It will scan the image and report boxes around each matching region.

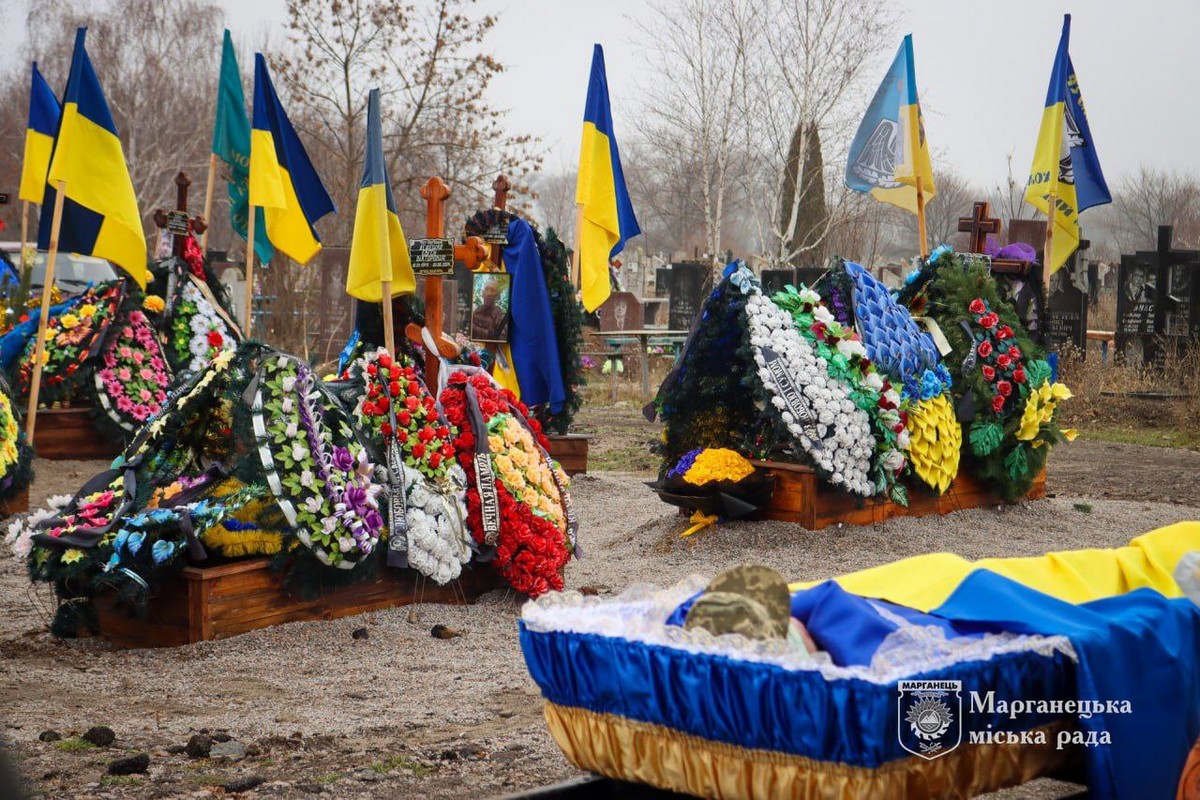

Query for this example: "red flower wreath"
[440,372,569,597]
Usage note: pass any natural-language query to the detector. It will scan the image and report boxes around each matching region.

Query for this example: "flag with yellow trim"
[37,29,148,287]
[845,34,936,214]
[1024,14,1111,274]
[575,44,639,313]
[346,88,413,302]
[18,62,60,204]
[249,54,334,265]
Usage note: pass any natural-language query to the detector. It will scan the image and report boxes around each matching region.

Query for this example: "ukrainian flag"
[346,89,413,302]
[18,63,60,204]
[249,54,334,266]
[845,35,936,214]
[1025,14,1110,274]
[575,44,639,313]
[37,29,148,287]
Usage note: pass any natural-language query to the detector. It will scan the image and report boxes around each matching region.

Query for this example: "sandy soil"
[2,420,1198,798]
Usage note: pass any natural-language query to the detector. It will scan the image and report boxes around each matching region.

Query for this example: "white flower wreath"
[400,463,472,584]
[743,288,876,496]
[181,281,236,372]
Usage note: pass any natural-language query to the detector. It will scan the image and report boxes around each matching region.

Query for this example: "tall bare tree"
[636,0,758,272]
[271,0,542,244]
[744,0,893,266]
[4,0,223,239]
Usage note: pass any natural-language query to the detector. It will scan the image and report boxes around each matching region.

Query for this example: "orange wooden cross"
[407,176,487,389]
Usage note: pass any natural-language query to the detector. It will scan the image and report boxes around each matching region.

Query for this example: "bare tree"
[7,0,223,237]
[271,0,542,244]
[636,0,758,272]
[922,168,980,248]
[988,152,1034,225]
[744,0,893,266]
[1105,166,1200,252]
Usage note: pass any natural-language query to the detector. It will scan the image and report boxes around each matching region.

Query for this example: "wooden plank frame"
[750,460,1047,530]
[92,559,507,649]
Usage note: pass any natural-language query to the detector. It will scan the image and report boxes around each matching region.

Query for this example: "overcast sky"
[5,0,1198,190]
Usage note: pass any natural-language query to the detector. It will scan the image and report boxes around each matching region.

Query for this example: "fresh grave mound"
[647,257,1071,521]
[519,524,1200,800]
[6,342,577,639]
[0,244,240,446]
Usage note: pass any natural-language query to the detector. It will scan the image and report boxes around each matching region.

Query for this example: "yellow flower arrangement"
[0,393,19,474]
[142,295,165,313]
[682,448,755,486]
[906,394,961,494]
[59,313,80,330]
[78,303,98,319]
[488,415,569,531]
[1016,381,1073,442]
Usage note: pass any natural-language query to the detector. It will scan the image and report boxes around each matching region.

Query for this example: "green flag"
[213,30,274,264]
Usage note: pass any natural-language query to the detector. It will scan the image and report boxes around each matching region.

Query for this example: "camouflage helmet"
[684,565,791,641]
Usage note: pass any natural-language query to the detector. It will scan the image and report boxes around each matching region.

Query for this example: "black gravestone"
[655,267,671,298]
[795,266,825,291]
[1044,253,1089,352]
[667,262,707,331]
[760,268,795,298]
[1116,226,1199,362]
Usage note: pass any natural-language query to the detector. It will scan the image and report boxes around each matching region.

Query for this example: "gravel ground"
[2,444,1198,798]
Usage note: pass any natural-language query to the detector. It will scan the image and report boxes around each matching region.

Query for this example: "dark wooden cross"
[957,201,1001,255]
[959,200,1032,277]
[152,171,208,258]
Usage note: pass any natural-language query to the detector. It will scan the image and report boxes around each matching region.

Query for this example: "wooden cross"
[152,172,208,258]
[492,174,512,211]
[957,201,1001,255]
[405,176,487,389]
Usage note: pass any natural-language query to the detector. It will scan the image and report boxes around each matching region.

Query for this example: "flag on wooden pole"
[212,30,274,263]
[1024,14,1111,274]
[249,53,334,266]
[346,88,413,303]
[18,62,59,204]
[575,44,639,312]
[36,29,148,287]
[846,35,936,216]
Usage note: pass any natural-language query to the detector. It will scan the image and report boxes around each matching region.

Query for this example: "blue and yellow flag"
[575,44,639,313]
[346,88,413,302]
[845,34,936,214]
[19,63,60,204]
[1025,14,1110,274]
[249,54,334,265]
[37,29,148,287]
[212,31,274,265]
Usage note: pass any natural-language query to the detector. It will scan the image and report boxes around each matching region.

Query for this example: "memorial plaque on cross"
[412,177,487,388]
[153,172,208,258]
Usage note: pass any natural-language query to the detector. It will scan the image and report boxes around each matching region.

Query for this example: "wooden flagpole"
[243,203,256,335]
[380,279,395,356]
[201,152,217,251]
[19,201,29,272]
[25,181,67,442]
[915,176,930,259]
[1043,190,1056,292]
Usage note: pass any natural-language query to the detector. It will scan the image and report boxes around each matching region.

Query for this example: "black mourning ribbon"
[464,382,501,553]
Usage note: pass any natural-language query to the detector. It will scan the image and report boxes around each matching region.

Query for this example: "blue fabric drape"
[932,570,1200,800]
[0,295,84,370]
[503,218,565,411]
